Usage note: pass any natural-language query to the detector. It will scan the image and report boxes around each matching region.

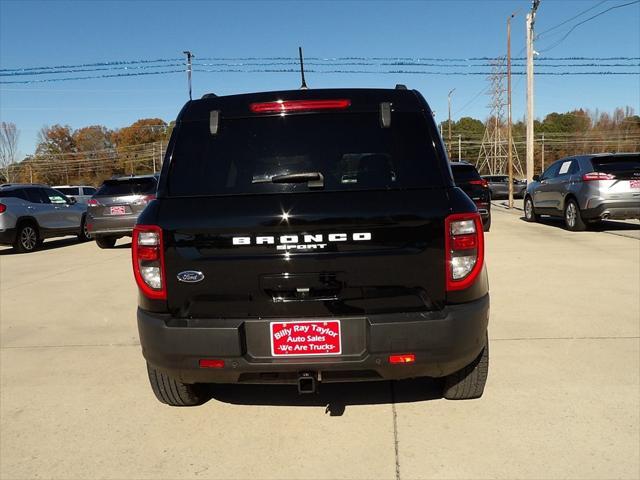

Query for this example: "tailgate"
[159,189,450,318]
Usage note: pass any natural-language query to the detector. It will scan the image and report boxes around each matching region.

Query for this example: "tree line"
[1,106,638,186]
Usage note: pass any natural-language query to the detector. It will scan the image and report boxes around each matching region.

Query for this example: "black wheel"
[443,332,489,400]
[146,363,207,406]
[564,199,586,231]
[78,215,91,242]
[524,196,539,222]
[95,235,117,249]
[483,213,491,232]
[14,223,40,253]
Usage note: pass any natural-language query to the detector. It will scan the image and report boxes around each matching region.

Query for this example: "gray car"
[482,175,527,199]
[523,153,640,231]
[87,175,158,248]
[0,184,91,252]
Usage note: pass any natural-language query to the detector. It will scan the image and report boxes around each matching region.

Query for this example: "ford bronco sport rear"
[134,88,489,406]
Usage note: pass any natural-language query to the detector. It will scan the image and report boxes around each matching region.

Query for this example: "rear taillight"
[0,203,5,214]
[469,179,489,187]
[87,199,99,207]
[132,225,166,300]
[582,172,615,181]
[250,99,351,114]
[445,213,484,291]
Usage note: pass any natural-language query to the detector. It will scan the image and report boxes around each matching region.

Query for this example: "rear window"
[56,187,80,196]
[167,112,443,196]
[451,164,481,183]
[591,155,640,175]
[96,178,157,196]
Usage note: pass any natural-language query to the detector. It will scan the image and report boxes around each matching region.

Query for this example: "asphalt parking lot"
[1,205,639,480]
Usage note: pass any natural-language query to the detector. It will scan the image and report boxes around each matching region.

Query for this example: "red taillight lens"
[469,179,489,187]
[0,203,6,214]
[250,99,351,114]
[87,199,99,207]
[582,172,615,181]
[199,359,225,369]
[445,213,484,292]
[132,225,166,300]
[389,354,416,364]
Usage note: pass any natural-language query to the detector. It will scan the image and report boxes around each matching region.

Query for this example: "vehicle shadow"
[519,216,640,231]
[0,236,82,255]
[207,377,443,416]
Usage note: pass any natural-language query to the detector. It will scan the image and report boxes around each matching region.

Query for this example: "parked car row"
[0,174,159,252]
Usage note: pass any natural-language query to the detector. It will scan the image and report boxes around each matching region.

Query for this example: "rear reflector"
[389,354,416,364]
[0,203,5,214]
[250,99,351,114]
[582,172,615,181]
[199,359,225,368]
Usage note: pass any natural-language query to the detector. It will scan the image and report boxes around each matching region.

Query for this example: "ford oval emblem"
[177,271,205,283]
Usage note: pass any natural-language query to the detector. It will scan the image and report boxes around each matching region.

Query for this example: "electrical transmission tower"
[476,58,523,176]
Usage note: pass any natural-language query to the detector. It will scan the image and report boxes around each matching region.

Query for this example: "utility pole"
[526,0,540,184]
[458,134,462,161]
[448,88,456,158]
[152,143,156,173]
[541,133,545,170]
[183,50,194,100]
[507,11,516,209]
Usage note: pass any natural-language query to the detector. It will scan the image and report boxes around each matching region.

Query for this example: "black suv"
[133,88,490,406]
[450,162,492,231]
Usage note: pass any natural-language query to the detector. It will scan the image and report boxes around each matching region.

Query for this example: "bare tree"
[0,122,19,183]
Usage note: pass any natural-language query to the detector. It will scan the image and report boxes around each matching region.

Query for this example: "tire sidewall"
[524,197,536,222]
[15,224,39,253]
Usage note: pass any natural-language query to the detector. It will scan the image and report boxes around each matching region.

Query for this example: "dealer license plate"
[270,320,341,356]
[110,206,126,215]
[630,179,640,189]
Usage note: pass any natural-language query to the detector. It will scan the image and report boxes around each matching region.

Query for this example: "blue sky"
[1,0,639,158]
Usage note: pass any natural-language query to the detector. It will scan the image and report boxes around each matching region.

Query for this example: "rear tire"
[564,199,586,231]
[524,196,539,222]
[95,235,117,249]
[146,363,207,407]
[78,215,91,242]
[483,213,491,232]
[443,333,489,400]
[14,222,40,253]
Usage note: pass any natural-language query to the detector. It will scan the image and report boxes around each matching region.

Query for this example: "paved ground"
[1,207,639,480]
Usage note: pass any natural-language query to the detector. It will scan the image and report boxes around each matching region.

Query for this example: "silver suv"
[0,184,91,252]
[524,153,640,231]
[86,175,158,249]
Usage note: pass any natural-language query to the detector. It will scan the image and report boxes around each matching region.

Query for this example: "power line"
[536,0,608,38]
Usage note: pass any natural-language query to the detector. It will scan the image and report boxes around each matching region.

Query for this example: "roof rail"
[395,84,408,90]
[201,93,218,99]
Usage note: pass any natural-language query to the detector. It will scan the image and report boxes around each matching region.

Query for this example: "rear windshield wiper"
[253,172,324,189]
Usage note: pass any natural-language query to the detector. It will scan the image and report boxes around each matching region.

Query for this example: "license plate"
[110,206,126,215]
[270,320,341,356]
[631,180,640,189]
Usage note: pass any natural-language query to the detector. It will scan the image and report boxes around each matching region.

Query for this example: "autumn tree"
[73,125,114,182]
[112,118,168,174]
[34,125,75,184]
[0,122,19,183]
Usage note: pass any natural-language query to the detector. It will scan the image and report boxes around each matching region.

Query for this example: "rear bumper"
[138,294,490,384]
[582,199,640,221]
[87,214,138,236]
[0,228,16,245]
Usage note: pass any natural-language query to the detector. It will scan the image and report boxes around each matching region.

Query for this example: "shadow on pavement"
[519,216,640,232]
[208,377,443,416]
[0,236,83,255]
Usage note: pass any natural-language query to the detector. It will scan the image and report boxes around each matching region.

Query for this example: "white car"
[53,185,98,205]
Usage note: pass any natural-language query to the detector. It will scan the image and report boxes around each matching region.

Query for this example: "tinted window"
[56,187,80,196]
[96,178,157,196]
[591,155,640,174]
[451,164,481,183]
[83,187,97,195]
[167,112,443,196]
[0,189,27,200]
[24,188,51,204]
[542,162,561,180]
